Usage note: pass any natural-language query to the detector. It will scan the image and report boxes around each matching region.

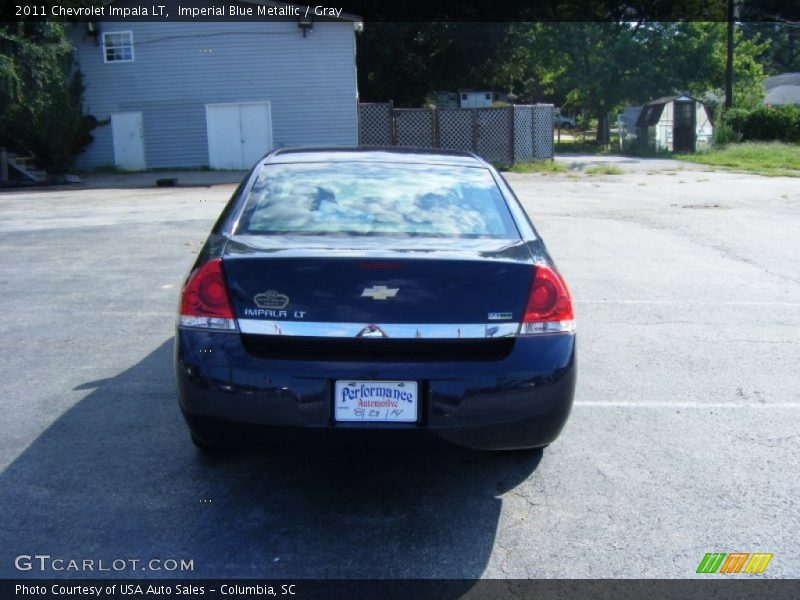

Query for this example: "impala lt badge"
[254,290,289,309]
[488,312,513,320]
[361,285,399,300]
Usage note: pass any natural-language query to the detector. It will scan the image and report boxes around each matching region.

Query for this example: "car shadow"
[0,338,542,580]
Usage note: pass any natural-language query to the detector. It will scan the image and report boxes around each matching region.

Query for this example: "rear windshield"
[236,162,519,238]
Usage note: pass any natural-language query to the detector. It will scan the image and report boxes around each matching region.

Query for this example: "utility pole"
[725,0,735,109]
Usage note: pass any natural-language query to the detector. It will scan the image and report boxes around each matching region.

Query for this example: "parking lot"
[1,157,798,579]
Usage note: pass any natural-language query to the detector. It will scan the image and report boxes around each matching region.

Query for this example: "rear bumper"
[174,328,576,451]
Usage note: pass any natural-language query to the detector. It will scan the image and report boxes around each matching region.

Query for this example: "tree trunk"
[595,111,608,145]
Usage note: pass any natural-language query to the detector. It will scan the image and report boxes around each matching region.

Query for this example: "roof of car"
[265,147,489,167]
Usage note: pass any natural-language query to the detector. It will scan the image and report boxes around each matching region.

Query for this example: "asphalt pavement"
[0,157,798,579]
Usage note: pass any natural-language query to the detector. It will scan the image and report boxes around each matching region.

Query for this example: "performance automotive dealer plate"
[334,380,418,422]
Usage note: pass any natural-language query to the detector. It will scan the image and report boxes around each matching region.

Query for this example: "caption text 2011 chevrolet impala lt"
[174,147,575,451]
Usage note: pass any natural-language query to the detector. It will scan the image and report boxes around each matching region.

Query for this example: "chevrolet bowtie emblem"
[361,285,399,300]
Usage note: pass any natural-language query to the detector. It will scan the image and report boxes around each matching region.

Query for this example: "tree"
[515,23,643,142]
[0,21,94,170]
[356,22,516,106]
[356,21,770,137]
[500,22,769,139]
[740,22,800,75]
[635,22,768,108]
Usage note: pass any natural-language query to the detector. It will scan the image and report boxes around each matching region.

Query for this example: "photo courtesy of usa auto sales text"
[15,583,299,596]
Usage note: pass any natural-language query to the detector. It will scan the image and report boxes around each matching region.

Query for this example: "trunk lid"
[222,235,534,326]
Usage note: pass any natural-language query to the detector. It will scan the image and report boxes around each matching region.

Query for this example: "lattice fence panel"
[358,103,392,146]
[532,104,555,159]
[358,103,547,164]
[513,106,534,162]
[437,109,473,153]
[475,107,512,165]
[394,109,434,147]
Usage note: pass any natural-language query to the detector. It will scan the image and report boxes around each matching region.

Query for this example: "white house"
[71,1,361,171]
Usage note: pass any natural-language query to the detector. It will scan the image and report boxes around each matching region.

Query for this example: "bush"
[506,160,567,174]
[713,106,742,146]
[722,105,800,144]
[0,23,96,171]
[585,165,624,175]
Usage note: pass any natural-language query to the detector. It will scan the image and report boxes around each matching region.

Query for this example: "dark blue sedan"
[175,147,575,451]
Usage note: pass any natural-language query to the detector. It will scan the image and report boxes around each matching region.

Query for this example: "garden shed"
[636,95,713,153]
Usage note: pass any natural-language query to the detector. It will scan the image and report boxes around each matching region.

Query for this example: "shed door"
[673,101,696,153]
[111,112,146,171]
[206,102,273,170]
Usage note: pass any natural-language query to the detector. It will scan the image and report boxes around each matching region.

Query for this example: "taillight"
[520,264,575,335]
[178,258,236,330]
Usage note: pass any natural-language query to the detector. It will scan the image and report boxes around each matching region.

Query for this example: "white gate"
[206,102,273,170]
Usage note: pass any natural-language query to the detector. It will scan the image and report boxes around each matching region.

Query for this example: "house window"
[485,93,491,100]
[103,31,134,63]
[461,93,468,100]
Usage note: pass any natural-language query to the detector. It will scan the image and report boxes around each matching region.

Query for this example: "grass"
[585,165,625,176]
[675,142,800,177]
[506,160,568,174]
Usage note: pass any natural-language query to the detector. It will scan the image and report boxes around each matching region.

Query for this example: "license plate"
[334,380,418,422]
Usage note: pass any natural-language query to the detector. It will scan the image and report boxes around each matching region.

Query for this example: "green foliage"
[740,22,800,75]
[712,105,742,146]
[723,106,800,143]
[0,22,95,170]
[516,22,641,139]
[357,22,770,136]
[712,118,743,146]
[357,22,517,106]
[676,142,800,176]
[585,165,624,175]
[506,160,567,174]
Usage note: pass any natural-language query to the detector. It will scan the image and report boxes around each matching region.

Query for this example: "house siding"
[72,20,358,169]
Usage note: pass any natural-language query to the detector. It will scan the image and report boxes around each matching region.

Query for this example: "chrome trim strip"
[237,319,519,339]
